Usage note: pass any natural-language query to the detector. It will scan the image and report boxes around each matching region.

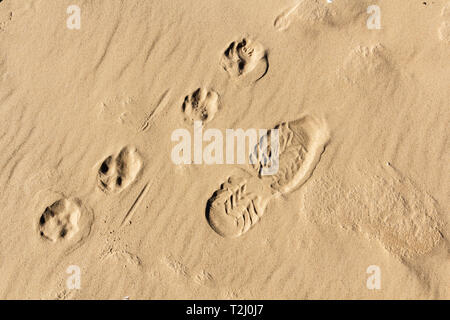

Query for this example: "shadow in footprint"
[182,88,219,124]
[220,37,269,84]
[206,175,271,238]
[97,146,143,194]
[39,198,81,242]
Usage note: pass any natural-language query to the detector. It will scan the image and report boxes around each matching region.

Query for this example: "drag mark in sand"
[438,3,450,42]
[274,0,305,31]
[140,89,171,132]
[120,181,150,227]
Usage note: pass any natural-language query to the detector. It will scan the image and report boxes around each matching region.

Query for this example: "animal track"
[220,38,268,81]
[38,198,82,242]
[251,115,329,194]
[0,11,12,32]
[163,255,189,277]
[182,88,219,124]
[206,176,271,238]
[97,146,142,194]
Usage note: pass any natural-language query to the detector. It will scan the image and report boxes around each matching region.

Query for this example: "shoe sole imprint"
[251,115,329,194]
[206,176,271,238]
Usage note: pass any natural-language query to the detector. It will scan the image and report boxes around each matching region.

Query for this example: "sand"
[0,0,448,299]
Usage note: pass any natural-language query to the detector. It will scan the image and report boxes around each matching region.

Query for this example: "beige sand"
[0,0,448,299]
